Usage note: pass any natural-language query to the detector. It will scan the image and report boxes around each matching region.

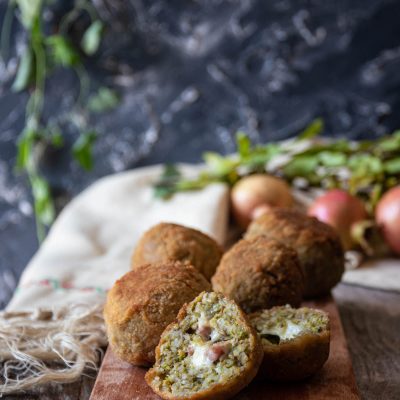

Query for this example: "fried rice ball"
[104,261,211,366]
[211,236,304,313]
[145,291,263,400]
[131,223,223,280]
[249,305,330,381]
[245,208,344,298]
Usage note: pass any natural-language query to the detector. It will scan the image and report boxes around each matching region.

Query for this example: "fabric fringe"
[0,303,107,395]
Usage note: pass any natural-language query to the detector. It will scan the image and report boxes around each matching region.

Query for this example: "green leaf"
[72,131,97,171]
[87,87,120,113]
[283,154,319,178]
[16,136,31,170]
[153,167,215,198]
[236,131,251,158]
[243,143,281,168]
[31,174,55,226]
[384,158,400,174]
[15,0,42,29]
[81,20,103,56]
[12,46,34,92]
[377,131,400,152]
[298,118,324,140]
[51,132,64,148]
[300,139,352,156]
[48,125,64,148]
[203,152,238,176]
[46,35,80,67]
[16,128,38,169]
[153,164,181,199]
[328,139,354,152]
[176,175,210,191]
[348,154,383,176]
[318,151,347,167]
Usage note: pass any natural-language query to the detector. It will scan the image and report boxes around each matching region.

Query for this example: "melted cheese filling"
[265,320,303,341]
[191,344,213,368]
[210,329,222,342]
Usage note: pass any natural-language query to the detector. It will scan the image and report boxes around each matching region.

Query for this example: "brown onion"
[231,174,293,228]
[376,186,400,255]
[308,189,367,250]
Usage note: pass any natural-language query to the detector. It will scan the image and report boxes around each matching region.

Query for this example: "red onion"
[376,186,400,255]
[308,189,367,250]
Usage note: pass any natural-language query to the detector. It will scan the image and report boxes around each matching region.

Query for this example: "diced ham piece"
[187,345,194,356]
[197,324,212,340]
[205,341,231,362]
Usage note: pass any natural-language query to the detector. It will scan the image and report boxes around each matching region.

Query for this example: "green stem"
[59,7,81,35]
[9,0,105,242]
[75,64,90,107]
[29,173,46,242]
[59,0,98,35]
[31,20,46,122]
[23,14,51,242]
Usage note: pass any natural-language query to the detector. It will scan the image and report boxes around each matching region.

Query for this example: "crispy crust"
[145,292,264,400]
[211,236,304,313]
[258,331,330,381]
[131,223,223,280]
[103,262,211,366]
[245,208,344,298]
[250,308,330,381]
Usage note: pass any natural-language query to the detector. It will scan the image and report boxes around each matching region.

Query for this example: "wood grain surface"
[89,295,360,400]
[333,284,400,400]
[1,376,96,400]
[2,283,399,399]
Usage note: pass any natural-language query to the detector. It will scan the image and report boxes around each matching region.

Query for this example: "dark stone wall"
[1,0,400,307]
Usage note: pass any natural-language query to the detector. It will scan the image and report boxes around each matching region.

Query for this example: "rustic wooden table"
[3,283,400,400]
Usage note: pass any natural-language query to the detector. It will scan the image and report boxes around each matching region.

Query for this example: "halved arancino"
[145,291,263,400]
[249,305,330,381]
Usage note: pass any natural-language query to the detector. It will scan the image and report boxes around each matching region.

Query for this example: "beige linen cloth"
[7,164,229,311]
[0,163,398,394]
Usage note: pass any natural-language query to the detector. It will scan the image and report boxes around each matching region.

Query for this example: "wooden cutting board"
[90,295,360,400]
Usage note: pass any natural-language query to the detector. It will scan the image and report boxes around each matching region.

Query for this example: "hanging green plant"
[1,0,120,241]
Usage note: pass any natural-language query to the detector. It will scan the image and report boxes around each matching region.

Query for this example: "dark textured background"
[1,0,400,308]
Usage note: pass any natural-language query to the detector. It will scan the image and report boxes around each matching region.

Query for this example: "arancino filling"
[150,292,252,395]
[250,305,329,345]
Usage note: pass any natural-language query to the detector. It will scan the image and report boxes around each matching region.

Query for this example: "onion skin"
[351,220,392,258]
[376,186,400,255]
[231,174,293,229]
[308,189,367,250]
